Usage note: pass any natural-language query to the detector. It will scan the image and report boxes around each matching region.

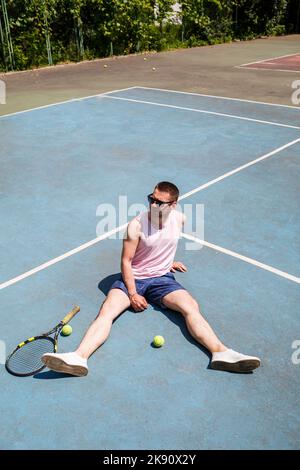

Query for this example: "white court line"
[1,136,300,290]
[235,65,300,74]
[0,86,138,119]
[238,52,300,67]
[0,224,128,290]
[180,233,300,285]
[102,95,300,130]
[178,137,300,200]
[1,88,300,289]
[136,85,300,110]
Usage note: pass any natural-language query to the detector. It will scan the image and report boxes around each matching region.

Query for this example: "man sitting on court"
[42,181,261,376]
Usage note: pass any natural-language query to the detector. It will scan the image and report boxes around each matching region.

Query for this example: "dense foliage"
[0,0,298,71]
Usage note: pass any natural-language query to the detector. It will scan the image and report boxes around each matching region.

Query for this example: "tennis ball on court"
[152,67,156,71]
[144,57,147,61]
[104,64,108,68]
[61,325,72,336]
[153,335,165,348]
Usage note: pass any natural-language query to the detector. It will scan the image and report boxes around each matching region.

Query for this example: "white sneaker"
[211,348,261,372]
[41,352,88,377]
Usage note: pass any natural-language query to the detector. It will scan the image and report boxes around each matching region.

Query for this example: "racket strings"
[6,338,55,375]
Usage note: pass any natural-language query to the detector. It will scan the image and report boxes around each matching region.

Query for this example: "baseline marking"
[0,86,138,119]
[102,95,300,130]
[136,85,300,110]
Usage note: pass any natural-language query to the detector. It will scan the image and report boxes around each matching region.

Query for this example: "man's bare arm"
[121,220,148,312]
[121,220,140,297]
[171,212,188,272]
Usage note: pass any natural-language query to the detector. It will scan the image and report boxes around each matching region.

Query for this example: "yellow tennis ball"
[144,57,147,61]
[152,67,156,71]
[61,325,72,336]
[153,335,165,347]
[104,64,108,68]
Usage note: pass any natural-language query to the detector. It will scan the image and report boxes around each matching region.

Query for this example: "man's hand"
[170,261,187,273]
[129,293,148,312]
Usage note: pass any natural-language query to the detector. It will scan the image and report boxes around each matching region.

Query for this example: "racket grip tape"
[62,305,80,325]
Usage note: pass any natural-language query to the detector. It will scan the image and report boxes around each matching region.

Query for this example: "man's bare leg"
[76,288,131,359]
[41,288,130,375]
[162,290,260,372]
[162,290,227,353]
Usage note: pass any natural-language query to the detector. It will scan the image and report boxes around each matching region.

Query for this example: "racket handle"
[62,306,80,325]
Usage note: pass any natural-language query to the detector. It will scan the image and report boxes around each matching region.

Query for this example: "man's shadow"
[99,273,211,363]
[35,274,251,378]
[98,274,253,374]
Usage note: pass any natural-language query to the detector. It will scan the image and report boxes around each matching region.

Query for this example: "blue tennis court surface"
[1,87,299,449]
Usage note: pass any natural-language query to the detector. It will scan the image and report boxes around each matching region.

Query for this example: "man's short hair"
[154,181,179,201]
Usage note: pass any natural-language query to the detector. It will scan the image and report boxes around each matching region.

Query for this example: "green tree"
[0,0,292,72]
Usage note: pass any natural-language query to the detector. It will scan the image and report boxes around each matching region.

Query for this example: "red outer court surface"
[239,53,300,72]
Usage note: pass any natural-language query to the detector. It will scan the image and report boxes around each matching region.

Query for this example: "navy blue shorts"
[109,272,186,308]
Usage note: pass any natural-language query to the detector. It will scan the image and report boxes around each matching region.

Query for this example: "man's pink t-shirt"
[131,210,183,279]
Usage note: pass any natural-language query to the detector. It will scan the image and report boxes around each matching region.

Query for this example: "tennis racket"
[5,305,80,377]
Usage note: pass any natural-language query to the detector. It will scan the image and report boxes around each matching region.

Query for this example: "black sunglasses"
[147,194,175,207]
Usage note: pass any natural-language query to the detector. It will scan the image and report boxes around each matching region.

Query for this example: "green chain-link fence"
[0,0,296,72]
